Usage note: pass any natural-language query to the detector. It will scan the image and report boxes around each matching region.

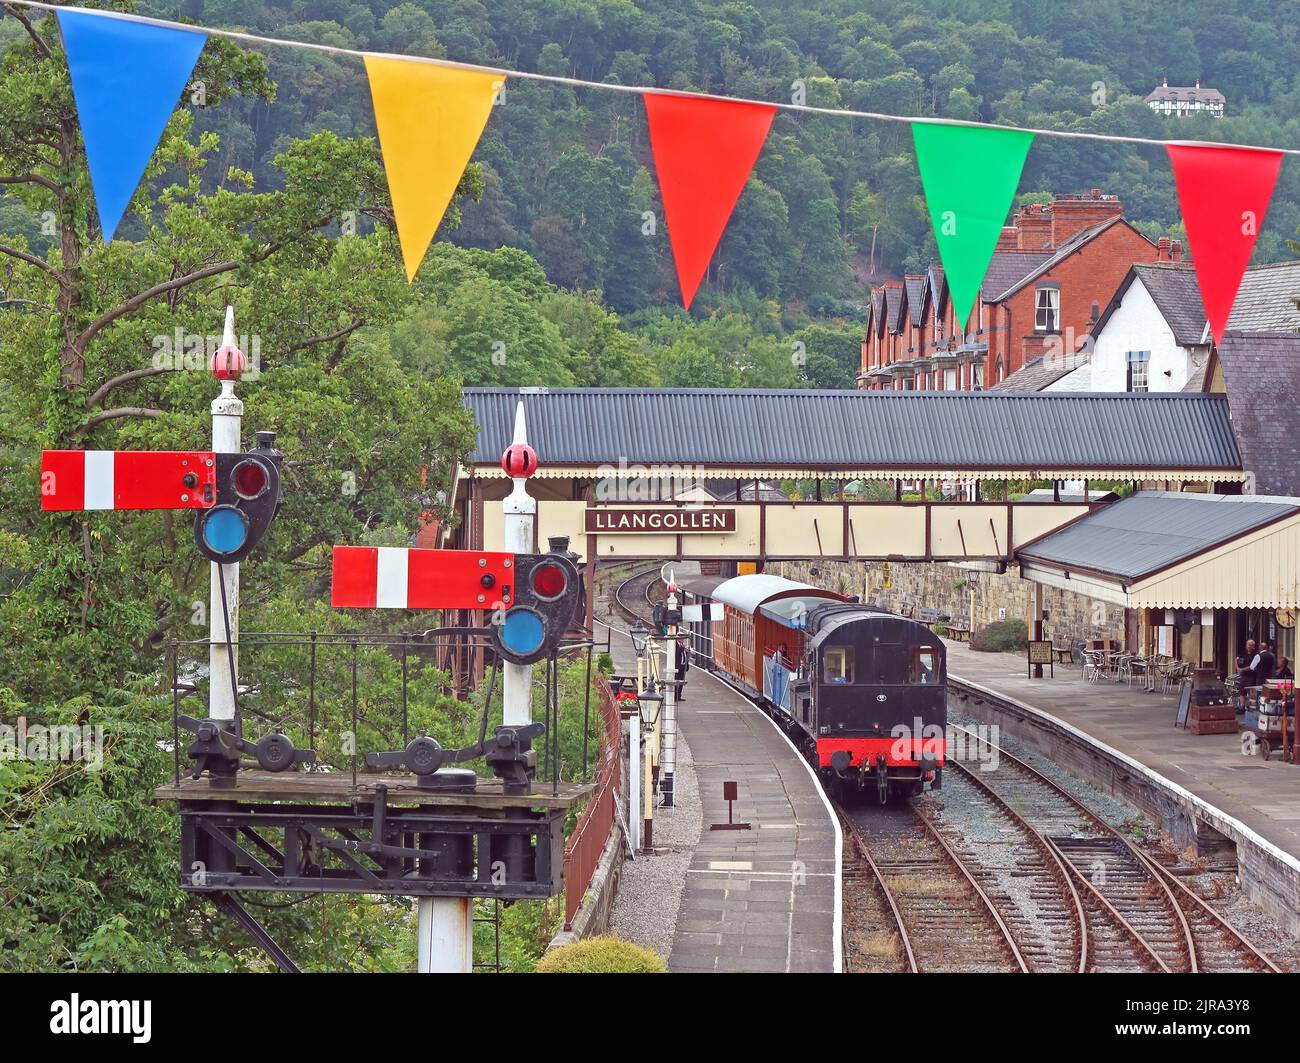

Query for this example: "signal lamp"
[232,458,269,500]
[193,436,283,564]
[491,550,581,665]
[530,560,567,599]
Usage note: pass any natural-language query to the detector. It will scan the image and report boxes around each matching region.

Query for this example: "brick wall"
[778,558,1126,646]
[990,222,1159,380]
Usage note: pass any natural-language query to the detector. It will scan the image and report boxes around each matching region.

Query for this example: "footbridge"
[447,388,1245,566]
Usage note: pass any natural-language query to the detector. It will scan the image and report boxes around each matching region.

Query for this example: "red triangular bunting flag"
[1166,143,1284,346]
[644,92,776,309]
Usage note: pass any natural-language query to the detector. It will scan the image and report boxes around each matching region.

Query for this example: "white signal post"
[501,401,536,727]
[209,306,243,727]
[416,400,534,975]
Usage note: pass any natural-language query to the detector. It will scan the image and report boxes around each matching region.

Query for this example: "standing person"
[1237,638,1258,708]
[674,634,690,701]
[1256,641,1277,684]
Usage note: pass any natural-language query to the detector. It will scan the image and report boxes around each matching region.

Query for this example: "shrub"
[971,618,1029,653]
[930,622,947,638]
[536,935,667,973]
[596,652,615,675]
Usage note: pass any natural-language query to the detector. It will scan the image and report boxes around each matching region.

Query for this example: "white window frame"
[1035,287,1061,332]
[1126,350,1151,393]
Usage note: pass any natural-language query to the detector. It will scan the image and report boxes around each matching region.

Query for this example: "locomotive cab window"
[822,646,854,684]
[911,646,941,684]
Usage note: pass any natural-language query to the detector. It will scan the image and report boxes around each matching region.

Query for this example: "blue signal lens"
[201,506,249,556]
[501,608,545,656]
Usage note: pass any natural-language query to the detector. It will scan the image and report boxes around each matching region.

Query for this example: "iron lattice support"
[177,795,566,899]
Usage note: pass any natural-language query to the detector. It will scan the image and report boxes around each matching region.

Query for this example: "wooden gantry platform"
[155,771,593,900]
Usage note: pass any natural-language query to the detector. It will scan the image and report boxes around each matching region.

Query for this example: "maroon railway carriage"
[681,573,946,802]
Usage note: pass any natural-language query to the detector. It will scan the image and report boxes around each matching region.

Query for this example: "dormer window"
[1035,285,1060,332]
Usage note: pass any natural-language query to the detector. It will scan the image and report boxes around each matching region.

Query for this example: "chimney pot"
[1171,239,1183,261]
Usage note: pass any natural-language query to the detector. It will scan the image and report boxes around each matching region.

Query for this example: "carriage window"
[823,646,854,684]
[912,647,941,684]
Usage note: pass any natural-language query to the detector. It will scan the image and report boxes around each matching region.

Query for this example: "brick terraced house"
[860,190,1173,392]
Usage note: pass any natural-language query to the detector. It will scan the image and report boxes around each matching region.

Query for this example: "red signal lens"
[531,561,566,599]
[232,459,268,500]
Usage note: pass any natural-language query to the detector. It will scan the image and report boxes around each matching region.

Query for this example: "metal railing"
[563,673,622,929]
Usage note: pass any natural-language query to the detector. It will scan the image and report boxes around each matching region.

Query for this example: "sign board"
[1027,639,1054,678]
[585,507,736,534]
[1174,680,1193,729]
[682,602,725,624]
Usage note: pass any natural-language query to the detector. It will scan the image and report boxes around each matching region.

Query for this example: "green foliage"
[535,934,667,973]
[971,619,1029,653]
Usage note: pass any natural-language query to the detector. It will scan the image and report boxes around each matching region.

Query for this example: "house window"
[972,363,984,390]
[994,357,1004,384]
[1127,350,1150,392]
[1035,287,1061,332]
[944,368,957,391]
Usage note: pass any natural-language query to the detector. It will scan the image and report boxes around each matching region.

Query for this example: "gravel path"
[607,728,703,961]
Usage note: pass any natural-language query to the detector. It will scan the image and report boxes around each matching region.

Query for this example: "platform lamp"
[625,619,650,852]
[635,681,664,851]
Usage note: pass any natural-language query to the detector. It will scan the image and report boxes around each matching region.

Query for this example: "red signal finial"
[501,400,538,478]
[502,442,538,478]
[211,305,246,381]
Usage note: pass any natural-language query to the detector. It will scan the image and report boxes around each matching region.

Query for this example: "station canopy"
[462,388,1244,484]
[1016,492,1300,609]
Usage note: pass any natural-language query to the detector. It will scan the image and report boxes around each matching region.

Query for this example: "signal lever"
[177,715,316,782]
[365,721,546,793]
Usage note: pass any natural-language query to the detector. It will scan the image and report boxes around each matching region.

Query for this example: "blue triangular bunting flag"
[57,11,207,241]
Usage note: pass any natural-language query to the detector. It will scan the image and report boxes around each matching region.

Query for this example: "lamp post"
[636,682,664,851]
[627,619,649,852]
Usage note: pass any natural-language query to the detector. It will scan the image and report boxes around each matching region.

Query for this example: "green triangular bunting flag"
[912,122,1034,331]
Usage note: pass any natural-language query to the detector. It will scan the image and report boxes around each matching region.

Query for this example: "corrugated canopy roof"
[1017,492,1300,581]
[463,389,1243,475]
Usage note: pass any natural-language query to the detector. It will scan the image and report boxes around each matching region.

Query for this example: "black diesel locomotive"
[681,573,946,802]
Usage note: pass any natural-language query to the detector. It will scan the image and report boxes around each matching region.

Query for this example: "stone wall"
[779,558,1126,646]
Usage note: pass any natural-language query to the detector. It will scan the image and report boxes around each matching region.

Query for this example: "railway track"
[942,723,1279,973]
[840,800,1028,973]
[608,563,662,626]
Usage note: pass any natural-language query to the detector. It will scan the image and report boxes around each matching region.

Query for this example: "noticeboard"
[1027,639,1054,678]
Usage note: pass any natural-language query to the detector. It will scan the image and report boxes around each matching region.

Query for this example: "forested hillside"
[106,0,1300,288]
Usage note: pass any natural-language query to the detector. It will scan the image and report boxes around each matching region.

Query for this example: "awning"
[1016,492,1300,609]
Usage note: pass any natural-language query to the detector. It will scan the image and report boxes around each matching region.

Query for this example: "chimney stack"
[1016,203,1053,249]
[1050,190,1124,246]
[1157,235,1170,259]
[1171,239,1183,262]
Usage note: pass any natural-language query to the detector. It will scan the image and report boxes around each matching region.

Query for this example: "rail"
[563,669,623,929]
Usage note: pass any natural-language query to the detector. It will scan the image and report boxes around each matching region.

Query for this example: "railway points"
[942,639,1300,938]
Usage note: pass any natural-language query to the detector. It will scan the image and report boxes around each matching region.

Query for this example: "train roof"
[807,604,945,648]
[709,574,848,628]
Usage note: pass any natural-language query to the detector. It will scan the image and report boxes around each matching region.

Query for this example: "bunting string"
[2,0,1293,317]
[4,0,1299,157]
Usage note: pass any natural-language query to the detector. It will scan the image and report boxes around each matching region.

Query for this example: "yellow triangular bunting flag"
[364,58,503,281]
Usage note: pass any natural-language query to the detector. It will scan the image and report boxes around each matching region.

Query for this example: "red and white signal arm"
[332,546,517,610]
[41,450,217,511]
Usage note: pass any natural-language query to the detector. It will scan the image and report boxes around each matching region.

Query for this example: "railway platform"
[604,628,841,973]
